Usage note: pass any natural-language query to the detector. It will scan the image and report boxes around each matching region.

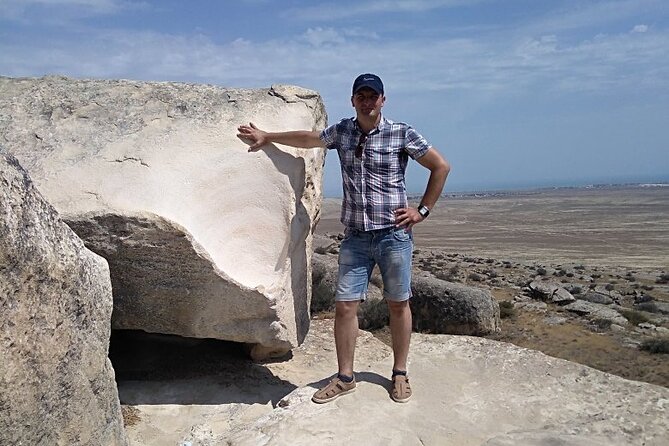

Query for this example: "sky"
[1,0,668,196]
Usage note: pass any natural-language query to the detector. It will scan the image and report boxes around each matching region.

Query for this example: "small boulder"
[580,292,614,305]
[564,301,628,326]
[410,275,500,336]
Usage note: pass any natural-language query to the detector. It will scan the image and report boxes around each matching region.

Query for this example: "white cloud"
[523,0,663,34]
[0,0,147,22]
[285,0,485,21]
[632,24,649,33]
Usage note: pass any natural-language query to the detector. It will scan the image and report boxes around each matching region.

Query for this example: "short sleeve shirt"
[320,116,431,231]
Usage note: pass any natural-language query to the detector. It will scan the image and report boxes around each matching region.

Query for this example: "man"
[237,73,450,404]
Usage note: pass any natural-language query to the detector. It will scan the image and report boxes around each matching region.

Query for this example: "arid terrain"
[316,185,669,387]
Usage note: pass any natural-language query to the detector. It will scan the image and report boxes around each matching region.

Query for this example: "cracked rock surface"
[0,153,126,445]
[0,75,327,357]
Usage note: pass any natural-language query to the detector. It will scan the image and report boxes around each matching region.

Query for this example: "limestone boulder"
[528,280,575,304]
[0,153,126,445]
[564,300,629,326]
[0,76,327,358]
[411,274,501,335]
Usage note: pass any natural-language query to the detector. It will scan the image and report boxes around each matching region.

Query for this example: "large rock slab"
[0,153,126,445]
[0,76,327,358]
[143,319,667,446]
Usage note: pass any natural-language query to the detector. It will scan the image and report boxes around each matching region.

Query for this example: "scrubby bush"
[468,272,483,282]
[640,338,669,354]
[619,309,650,326]
[499,301,515,319]
[592,318,613,330]
[536,267,547,276]
[656,273,669,284]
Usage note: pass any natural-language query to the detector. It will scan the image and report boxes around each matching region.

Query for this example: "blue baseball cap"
[352,73,384,95]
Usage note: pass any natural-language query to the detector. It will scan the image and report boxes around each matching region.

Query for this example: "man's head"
[352,73,384,96]
[351,73,385,124]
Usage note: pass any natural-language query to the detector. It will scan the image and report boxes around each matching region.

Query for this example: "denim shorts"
[335,226,414,302]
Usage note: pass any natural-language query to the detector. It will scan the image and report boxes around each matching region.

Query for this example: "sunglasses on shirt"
[355,133,367,158]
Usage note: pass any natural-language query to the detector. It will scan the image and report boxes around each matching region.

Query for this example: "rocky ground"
[315,187,669,388]
[317,231,669,388]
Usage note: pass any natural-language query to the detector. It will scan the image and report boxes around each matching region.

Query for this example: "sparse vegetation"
[619,309,650,326]
[640,338,669,354]
[592,318,613,330]
[122,405,141,427]
[468,272,483,282]
[499,300,515,319]
[536,267,547,276]
[656,273,669,284]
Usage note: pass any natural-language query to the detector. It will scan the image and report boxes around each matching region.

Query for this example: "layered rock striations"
[0,153,126,445]
[0,76,327,358]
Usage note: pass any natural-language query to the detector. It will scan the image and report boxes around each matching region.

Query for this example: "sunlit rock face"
[0,152,127,445]
[0,76,327,358]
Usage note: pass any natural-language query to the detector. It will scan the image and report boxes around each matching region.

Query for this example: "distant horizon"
[324,176,669,198]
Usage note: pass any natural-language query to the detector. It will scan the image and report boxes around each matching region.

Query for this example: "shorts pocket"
[392,228,412,242]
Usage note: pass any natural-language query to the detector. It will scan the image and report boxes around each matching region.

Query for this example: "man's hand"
[394,207,424,230]
[237,122,268,151]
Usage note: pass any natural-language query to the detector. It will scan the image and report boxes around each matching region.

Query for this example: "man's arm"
[395,147,450,229]
[237,122,326,151]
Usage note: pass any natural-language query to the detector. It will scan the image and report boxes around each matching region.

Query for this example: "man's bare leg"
[387,299,412,372]
[334,300,360,377]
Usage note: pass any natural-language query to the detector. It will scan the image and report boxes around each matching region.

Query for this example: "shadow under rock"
[109,330,297,406]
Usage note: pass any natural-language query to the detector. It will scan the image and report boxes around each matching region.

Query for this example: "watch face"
[419,207,429,217]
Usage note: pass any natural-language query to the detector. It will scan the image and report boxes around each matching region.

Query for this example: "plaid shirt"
[320,116,431,231]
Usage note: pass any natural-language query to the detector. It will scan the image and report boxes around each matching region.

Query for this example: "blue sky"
[1,0,668,196]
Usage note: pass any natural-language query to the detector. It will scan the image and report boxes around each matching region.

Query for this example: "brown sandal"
[391,375,412,403]
[312,376,356,404]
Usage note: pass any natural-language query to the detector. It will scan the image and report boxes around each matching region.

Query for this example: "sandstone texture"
[0,153,126,445]
[0,76,327,357]
[119,319,669,446]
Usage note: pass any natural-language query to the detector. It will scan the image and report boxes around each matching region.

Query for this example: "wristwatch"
[418,204,430,218]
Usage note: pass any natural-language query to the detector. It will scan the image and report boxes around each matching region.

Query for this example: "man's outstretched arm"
[237,122,326,151]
